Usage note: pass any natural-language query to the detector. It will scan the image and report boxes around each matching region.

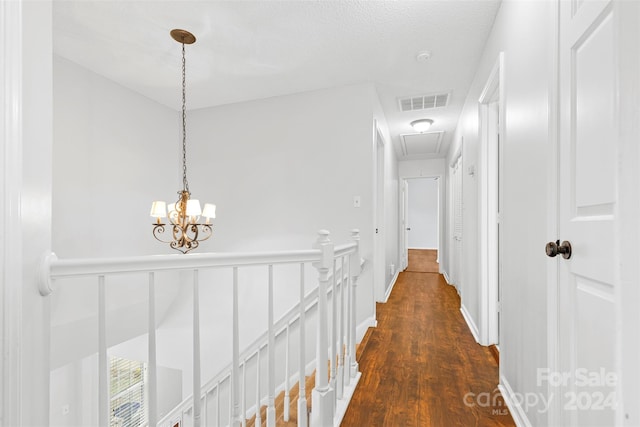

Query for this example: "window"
[110,357,146,427]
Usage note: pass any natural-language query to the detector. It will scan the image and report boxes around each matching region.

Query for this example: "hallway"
[341,250,515,426]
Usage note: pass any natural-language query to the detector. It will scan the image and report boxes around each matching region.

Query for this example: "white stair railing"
[41,229,363,427]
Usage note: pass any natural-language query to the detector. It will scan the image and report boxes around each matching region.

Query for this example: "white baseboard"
[443,271,451,284]
[460,303,480,344]
[333,372,362,426]
[499,375,532,427]
[383,271,399,303]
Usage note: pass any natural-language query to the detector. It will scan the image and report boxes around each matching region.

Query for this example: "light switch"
[353,196,361,208]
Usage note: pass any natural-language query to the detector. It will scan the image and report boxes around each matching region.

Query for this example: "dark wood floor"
[341,250,515,426]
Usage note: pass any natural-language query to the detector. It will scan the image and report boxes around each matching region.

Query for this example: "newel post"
[349,229,361,379]
[310,230,335,427]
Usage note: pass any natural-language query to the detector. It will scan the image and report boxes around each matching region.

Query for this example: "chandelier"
[150,29,216,254]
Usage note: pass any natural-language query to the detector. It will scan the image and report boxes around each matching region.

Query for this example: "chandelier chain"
[181,42,189,194]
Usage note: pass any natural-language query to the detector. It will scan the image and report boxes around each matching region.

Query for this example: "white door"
[555,1,627,424]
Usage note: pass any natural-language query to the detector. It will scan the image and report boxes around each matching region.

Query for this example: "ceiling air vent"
[398,92,450,112]
[400,131,444,157]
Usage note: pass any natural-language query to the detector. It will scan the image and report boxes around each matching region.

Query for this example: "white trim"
[383,271,399,303]
[477,52,505,346]
[442,271,451,285]
[407,246,438,250]
[400,174,445,279]
[373,120,387,303]
[614,1,640,424]
[334,372,361,426]
[1,1,23,425]
[460,304,480,344]
[498,375,532,427]
[545,2,561,425]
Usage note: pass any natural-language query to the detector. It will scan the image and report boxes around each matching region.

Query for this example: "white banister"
[310,230,335,427]
[349,230,361,379]
[255,350,262,427]
[148,272,158,427]
[267,265,276,427]
[43,230,364,427]
[242,360,247,427]
[330,258,337,409]
[98,275,109,427]
[47,250,321,280]
[216,382,221,426]
[298,263,308,427]
[232,267,242,427]
[345,255,353,390]
[284,323,291,422]
[193,270,202,427]
[336,256,345,400]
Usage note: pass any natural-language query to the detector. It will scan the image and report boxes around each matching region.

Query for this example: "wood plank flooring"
[340,250,515,426]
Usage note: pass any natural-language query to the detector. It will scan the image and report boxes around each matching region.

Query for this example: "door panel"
[558,0,617,425]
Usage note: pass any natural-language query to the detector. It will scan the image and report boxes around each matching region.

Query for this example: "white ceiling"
[53,0,501,160]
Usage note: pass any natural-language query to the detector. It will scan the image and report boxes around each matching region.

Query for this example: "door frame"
[478,52,505,346]
[399,175,445,275]
[449,145,463,290]
[373,121,387,302]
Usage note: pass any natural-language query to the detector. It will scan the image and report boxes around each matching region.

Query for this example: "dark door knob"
[546,240,572,259]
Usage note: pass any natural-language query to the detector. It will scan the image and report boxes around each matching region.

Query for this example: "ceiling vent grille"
[398,93,449,112]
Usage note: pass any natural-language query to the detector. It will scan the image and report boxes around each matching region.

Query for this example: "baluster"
[297,263,308,427]
[98,275,108,427]
[193,270,202,427]
[310,230,335,427]
[336,257,345,400]
[349,230,361,379]
[216,383,221,427]
[345,254,353,388]
[330,258,337,409]
[148,272,158,427]
[284,324,290,421]
[242,360,247,427]
[255,350,262,427]
[232,267,242,427]
[203,391,208,427]
[267,265,276,426]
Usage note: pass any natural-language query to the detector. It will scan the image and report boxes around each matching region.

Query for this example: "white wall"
[407,178,438,249]
[53,56,179,259]
[187,83,380,330]
[447,1,552,424]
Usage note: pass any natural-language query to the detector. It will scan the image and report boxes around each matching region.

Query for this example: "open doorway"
[401,177,442,274]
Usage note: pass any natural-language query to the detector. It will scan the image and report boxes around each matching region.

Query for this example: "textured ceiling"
[53,0,501,160]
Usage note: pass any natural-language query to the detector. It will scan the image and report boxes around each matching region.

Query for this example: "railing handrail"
[40,247,341,296]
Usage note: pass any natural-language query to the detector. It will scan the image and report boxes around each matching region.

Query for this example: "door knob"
[546,240,572,259]
[406,227,411,231]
